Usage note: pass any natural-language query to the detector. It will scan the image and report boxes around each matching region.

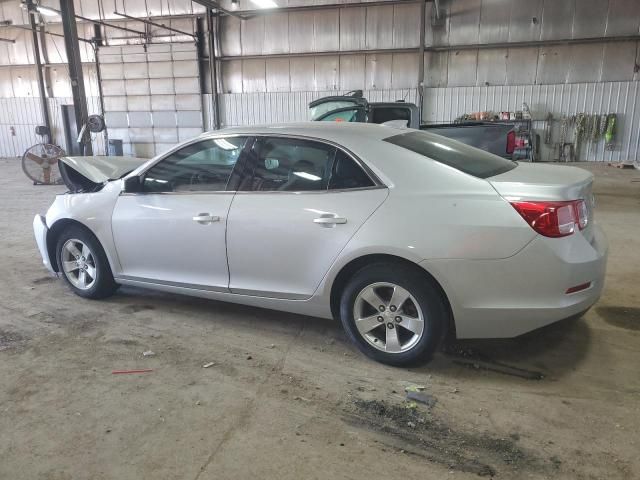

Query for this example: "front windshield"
[310,101,358,120]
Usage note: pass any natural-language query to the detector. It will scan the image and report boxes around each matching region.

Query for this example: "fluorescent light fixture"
[214,138,238,150]
[250,0,278,8]
[36,6,59,17]
[293,171,321,182]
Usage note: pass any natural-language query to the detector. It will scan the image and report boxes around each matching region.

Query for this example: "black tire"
[55,225,118,299]
[339,262,447,366]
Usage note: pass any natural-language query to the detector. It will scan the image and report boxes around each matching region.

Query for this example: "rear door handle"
[193,213,220,225]
[313,215,347,227]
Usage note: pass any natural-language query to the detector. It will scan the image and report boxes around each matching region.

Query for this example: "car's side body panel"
[112,192,235,290]
[226,188,389,299]
[44,181,124,274]
[422,224,608,338]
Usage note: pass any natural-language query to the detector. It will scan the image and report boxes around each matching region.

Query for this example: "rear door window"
[383,130,516,178]
[328,150,375,190]
[240,137,335,192]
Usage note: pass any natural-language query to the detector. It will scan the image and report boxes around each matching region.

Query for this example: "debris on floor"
[346,398,551,477]
[0,330,26,352]
[443,345,545,380]
[142,350,155,357]
[406,390,437,408]
[202,362,216,368]
[111,369,154,375]
[452,358,544,380]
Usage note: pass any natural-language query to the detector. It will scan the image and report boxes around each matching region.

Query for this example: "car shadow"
[109,286,592,381]
[108,285,344,338]
[424,314,592,381]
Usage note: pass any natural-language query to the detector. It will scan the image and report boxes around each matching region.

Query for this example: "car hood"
[58,156,149,192]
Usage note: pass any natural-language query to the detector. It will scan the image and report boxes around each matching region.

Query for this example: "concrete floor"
[0,158,638,479]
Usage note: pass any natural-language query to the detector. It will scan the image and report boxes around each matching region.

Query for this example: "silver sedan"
[33,123,608,365]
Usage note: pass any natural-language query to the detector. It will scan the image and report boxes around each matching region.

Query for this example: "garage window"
[143,137,248,192]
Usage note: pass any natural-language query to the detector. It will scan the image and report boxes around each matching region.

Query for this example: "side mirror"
[123,176,142,193]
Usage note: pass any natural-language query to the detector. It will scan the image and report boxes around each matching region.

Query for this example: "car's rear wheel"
[55,225,118,299]
[339,262,447,366]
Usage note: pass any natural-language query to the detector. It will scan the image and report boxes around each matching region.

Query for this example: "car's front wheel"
[339,262,447,366]
[55,225,118,299]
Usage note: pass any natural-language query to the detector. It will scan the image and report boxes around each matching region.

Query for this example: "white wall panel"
[175,94,201,110]
[365,54,393,90]
[340,7,366,51]
[339,55,366,90]
[153,128,178,143]
[123,62,148,80]
[265,58,291,92]
[365,5,394,50]
[125,79,150,96]
[104,96,127,111]
[264,13,290,55]
[151,95,176,111]
[153,112,177,127]
[127,96,151,111]
[448,0,481,46]
[314,56,339,91]
[573,0,609,38]
[314,10,339,52]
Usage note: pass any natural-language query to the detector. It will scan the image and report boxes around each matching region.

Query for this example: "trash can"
[108,139,123,156]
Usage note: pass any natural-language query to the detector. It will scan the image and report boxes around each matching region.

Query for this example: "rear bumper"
[33,214,55,275]
[422,224,608,339]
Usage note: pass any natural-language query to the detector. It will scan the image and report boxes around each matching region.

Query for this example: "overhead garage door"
[99,43,203,158]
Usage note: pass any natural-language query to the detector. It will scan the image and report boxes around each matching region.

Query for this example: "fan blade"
[47,157,60,165]
[26,152,45,165]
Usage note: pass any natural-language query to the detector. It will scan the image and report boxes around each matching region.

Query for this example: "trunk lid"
[488,163,595,240]
[58,156,148,193]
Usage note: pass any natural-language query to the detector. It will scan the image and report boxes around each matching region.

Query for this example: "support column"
[27,0,51,143]
[59,0,92,155]
[207,8,220,130]
[417,0,426,125]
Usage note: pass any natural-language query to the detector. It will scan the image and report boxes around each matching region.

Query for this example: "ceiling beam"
[113,11,196,38]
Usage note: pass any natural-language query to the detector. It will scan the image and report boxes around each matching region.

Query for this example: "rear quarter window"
[383,130,516,179]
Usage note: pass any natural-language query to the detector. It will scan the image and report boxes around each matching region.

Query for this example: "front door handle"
[193,213,220,225]
[313,215,347,227]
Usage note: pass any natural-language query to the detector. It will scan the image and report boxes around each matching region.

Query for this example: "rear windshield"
[383,130,516,179]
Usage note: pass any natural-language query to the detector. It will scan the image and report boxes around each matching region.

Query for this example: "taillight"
[506,131,516,155]
[510,200,588,238]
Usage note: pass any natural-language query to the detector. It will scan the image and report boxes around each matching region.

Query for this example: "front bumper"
[422,224,609,339]
[33,214,56,275]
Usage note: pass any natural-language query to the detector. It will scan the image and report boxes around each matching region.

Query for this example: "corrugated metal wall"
[0,96,105,157]
[424,81,640,162]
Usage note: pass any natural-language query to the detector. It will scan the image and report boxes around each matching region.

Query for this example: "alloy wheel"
[61,239,97,290]
[353,282,425,353]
